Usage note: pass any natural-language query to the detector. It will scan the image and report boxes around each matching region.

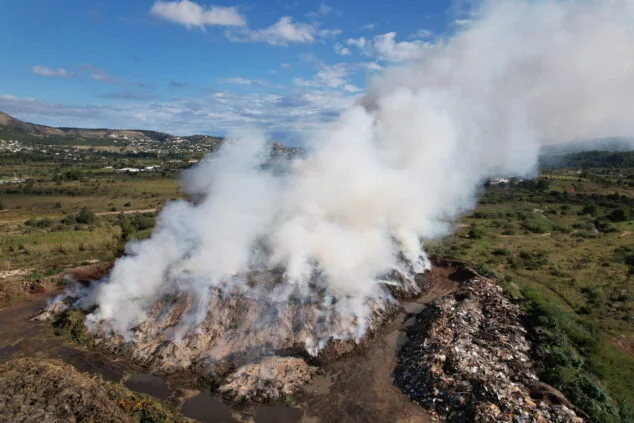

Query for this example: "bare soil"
[298,263,461,423]
[0,262,112,310]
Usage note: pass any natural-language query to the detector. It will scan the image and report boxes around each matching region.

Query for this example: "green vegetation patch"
[52,309,92,345]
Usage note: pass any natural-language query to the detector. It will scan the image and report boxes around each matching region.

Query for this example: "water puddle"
[124,373,171,401]
[182,392,237,423]
[255,405,303,423]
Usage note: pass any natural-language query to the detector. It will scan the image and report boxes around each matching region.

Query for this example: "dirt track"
[606,332,634,359]
[299,264,461,423]
[95,208,157,216]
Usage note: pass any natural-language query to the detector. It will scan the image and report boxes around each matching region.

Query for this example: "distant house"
[1,177,25,184]
[116,167,140,174]
[490,178,510,185]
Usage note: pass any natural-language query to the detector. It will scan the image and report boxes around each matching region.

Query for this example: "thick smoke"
[85,0,634,346]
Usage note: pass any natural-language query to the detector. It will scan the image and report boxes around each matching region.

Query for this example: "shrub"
[52,310,91,345]
[517,250,549,269]
[468,226,484,239]
[580,204,598,216]
[606,207,629,222]
[75,207,96,224]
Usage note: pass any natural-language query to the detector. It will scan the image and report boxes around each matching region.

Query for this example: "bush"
[52,310,91,345]
[75,207,96,224]
[468,226,484,239]
[518,250,549,270]
[580,204,598,216]
[25,218,53,228]
[606,207,629,223]
[491,248,510,256]
[595,218,618,233]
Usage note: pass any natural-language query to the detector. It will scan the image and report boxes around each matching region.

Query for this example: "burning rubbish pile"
[40,266,427,402]
[36,0,634,417]
[395,275,583,422]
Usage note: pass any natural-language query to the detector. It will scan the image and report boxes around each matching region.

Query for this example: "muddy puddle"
[0,263,466,423]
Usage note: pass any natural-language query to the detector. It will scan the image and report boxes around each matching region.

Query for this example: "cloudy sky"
[0,0,469,141]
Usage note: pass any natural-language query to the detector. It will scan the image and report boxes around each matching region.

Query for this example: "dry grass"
[0,358,194,423]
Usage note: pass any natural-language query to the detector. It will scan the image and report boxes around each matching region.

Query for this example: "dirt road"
[95,208,157,216]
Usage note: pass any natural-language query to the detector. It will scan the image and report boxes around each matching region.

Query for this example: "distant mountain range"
[0,111,223,144]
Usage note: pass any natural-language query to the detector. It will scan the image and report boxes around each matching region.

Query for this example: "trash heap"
[218,356,317,403]
[395,276,584,422]
[39,267,426,402]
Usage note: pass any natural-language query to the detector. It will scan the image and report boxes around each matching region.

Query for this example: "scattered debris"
[395,276,584,422]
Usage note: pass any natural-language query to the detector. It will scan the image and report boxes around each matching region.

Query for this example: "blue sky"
[0,0,470,139]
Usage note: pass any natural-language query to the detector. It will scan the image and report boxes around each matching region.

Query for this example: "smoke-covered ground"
[56,0,634,361]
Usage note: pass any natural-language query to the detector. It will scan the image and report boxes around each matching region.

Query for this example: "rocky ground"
[395,273,584,422]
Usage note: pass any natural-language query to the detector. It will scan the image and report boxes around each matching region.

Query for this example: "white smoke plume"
[85,0,634,347]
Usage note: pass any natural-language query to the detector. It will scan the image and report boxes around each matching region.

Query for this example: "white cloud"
[373,32,427,62]
[280,63,292,69]
[318,28,341,38]
[454,19,472,26]
[220,77,282,88]
[32,66,71,78]
[414,28,433,38]
[307,4,332,18]
[221,77,253,85]
[363,62,383,71]
[294,63,351,90]
[81,64,128,85]
[334,43,351,56]
[347,37,368,49]
[150,0,246,28]
[347,32,429,63]
[227,16,317,46]
[361,23,375,31]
